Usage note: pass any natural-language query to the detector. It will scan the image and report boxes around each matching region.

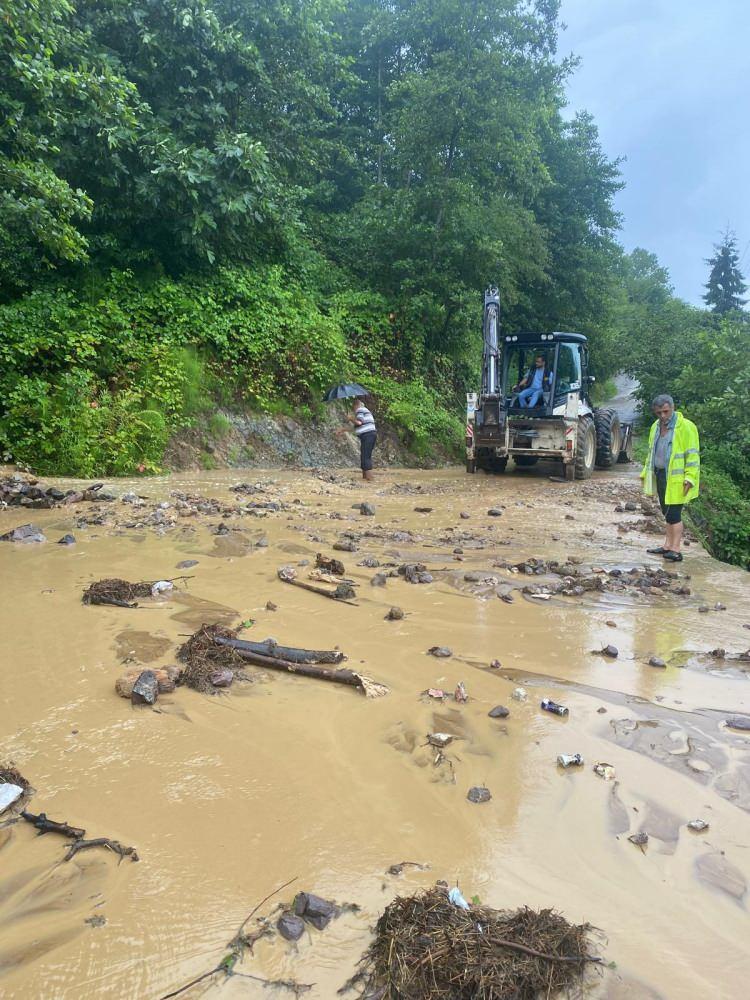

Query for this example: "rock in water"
[648,656,666,668]
[0,523,46,543]
[385,606,404,620]
[116,665,181,698]
[488,705,510,718]
[57,534,76,546]
[210,669,234,688]
[487,508,502,517]
[293,892,337,930]
[371,573,387,587]
[277,912,305,941]
[176,559,198,569]
[360,502,376,516]
[601,644,619,659]
[131,670,159,705]
[725,716,750,731]
[427,646,452,658]
[467,786,491,804]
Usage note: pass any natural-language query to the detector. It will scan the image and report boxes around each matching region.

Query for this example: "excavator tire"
[594,407,621,469]
[575,416,596,480]
[514,455,538,467]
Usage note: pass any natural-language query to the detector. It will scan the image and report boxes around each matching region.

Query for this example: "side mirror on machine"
[585,374,596,384]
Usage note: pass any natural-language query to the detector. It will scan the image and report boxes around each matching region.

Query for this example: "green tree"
[0,0,140,298]
[703,230,747,314]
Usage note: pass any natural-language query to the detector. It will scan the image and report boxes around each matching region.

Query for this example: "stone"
[210,669,234,688]
[698,605,710,613]
[467,786,491,804]
[648,656,666,668]
[385,606,404,620]
[358,556,380,567]
[371,573,387,587]
[427,646,452,658]
[57,534,76,545]
[0,523,46,543]
[459,511,470,519]
[293,892,337,930]
[624,501,638,511]
[725,716,750,732]
[687,819,709,833]
[116,665,181,699]
[710,648,726,659]
[488,705,509,718]
[360,502,376,516]
[414,506,433,513]
[265,601,278,611]
[714,602,727,611]
[601,644,619,658]
[333,540,357,552]
[176,560,198,569]
[487,508,502,517]
[277,912,305,941]
[131,670,159,705]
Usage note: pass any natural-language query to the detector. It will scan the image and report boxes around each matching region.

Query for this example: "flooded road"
[1,464,749,999]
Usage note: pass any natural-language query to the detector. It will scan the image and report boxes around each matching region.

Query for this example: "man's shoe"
[663,550,683,562]
[647,546,668,555]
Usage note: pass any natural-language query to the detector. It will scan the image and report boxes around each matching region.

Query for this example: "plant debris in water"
[177,624,245,693]
[342,885,598,999]
[82,578,156,607]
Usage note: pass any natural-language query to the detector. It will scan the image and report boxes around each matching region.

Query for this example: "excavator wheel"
[574,416,596,480]
[594,407,622,469]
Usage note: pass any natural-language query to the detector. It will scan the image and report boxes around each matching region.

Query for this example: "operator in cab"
[513,354,553,408]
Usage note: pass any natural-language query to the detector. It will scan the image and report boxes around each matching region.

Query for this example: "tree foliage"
[703,230,747,314]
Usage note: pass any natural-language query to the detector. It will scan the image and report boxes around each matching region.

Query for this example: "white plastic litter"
[511,687,527,701]
[448,887,470,910]
[0,783,24,813]
[151,580,174,597]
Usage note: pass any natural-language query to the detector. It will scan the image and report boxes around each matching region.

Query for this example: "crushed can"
[541,698,569,716]
[557,753,583,768]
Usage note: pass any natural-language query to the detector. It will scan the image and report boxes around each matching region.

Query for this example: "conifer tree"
[703,231,747,313]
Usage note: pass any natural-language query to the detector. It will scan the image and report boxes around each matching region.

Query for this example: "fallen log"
[214,635,345,665]
[64,837,139,863]
[216,644,388,698]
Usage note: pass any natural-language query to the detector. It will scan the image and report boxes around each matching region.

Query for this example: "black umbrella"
[322,382,370,402]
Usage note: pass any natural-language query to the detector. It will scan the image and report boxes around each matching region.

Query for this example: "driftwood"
[214,635,345,665]
[277,566,358,605]
[21,811,85,839]
[21,810,138,863]
[213,643,388,698]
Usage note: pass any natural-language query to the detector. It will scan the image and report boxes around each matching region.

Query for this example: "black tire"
[575,417,596,480]
[514,455,539,467]
[594,407,621,469]
[490,456,508,473]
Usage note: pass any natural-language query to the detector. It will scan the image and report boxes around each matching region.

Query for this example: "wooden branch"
[21,810,137,863]
[63,837,139,863]
[215,635,345,665]
[214,644,385,695]
[280,576,358,605]
[21,811,85,840]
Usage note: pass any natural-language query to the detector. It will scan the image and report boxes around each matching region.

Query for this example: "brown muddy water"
[1,465,749,999]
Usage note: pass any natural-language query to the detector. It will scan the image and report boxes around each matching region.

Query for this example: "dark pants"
[359,431,377,471]
[656,469,682,525]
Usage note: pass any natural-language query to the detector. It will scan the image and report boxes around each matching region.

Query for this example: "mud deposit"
[1,465,749,999]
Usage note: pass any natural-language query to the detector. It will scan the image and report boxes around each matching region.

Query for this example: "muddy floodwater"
[1,464,749,999]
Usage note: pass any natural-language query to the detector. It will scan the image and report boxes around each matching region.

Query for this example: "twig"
[21,810,137,863]
[22,810,85,840]
[233,875,298,943]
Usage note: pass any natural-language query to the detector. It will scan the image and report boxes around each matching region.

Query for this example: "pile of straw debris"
[177,624,245,692]
[344,886,599,1000]
[82,578,155,607]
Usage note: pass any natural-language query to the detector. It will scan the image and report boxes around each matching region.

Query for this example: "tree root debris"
[340,885,600,999]
[82,576,193,607]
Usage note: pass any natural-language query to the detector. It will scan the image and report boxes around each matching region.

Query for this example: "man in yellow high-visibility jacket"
[641,394,700,562]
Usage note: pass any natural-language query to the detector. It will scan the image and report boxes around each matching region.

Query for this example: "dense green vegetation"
[0,1,747,564]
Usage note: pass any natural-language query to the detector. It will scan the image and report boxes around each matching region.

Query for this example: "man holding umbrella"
[325,383,377,481]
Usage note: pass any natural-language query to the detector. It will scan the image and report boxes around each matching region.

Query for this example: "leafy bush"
[688,468,750,569]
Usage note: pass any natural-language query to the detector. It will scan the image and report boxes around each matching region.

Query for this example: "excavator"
[466,287,633,479]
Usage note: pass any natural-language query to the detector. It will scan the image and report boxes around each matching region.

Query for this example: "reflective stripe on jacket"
[641,411,700,504]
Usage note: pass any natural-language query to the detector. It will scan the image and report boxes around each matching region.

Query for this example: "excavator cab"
[466,287,632,479]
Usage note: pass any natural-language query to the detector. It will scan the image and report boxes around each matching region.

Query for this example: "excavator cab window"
[554,344,582,397]
[503,346,554,406]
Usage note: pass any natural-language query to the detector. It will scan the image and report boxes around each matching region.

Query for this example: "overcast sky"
[559,0,750,304]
